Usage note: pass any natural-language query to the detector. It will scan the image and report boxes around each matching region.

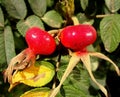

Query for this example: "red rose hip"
[25,27,56,55]
[60,24,97,51]
[4,27,56,83]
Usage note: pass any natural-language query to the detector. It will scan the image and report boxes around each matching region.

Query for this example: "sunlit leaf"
[105,0,120,13]
[42,10,63,28]
[20,87,50,97]
[17,15,44,36]
[28,0,47,17]
[100,14,120,52]
[2,0,27,19]
[9,61,55,91]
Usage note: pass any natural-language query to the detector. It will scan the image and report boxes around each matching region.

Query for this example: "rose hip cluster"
[25,24,96,59]
[4,24,97,92]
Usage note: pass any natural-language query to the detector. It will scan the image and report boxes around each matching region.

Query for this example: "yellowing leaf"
[9,61,55,91]
[20,87,50,97]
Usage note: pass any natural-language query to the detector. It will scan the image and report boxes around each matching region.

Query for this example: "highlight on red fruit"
[59,24,97,51]
[25,27,56,55]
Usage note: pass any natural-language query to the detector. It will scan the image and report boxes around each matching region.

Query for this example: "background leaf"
[100,14,120,52]
[80,0,88,11]
[0,26,16,71]
[17,15,44,36]
[105,0,120,13]
[0,30,6,65]
[2,0,27,19]
[0,6,4,28]
[77,13,94,25]
[42,10,63,28]
[4,26,16,64]
[28,0,47,17]
[46,0,54,8]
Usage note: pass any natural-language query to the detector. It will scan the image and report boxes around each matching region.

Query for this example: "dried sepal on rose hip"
[50,24,120,97]
[4,27,56,84]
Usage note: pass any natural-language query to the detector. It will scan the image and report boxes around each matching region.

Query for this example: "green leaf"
[47,0,54,7]
[103,5,111,14]
[17,15,44,37]
[57,62,89,86]
[4,26,16,64]
[42,10,63,28]
[2,0,27,19]
[100,14,120,52]
[105,0,120,13]
[14,32,26,50]
[28,0,47,17]
[57,55,100,97]
[57,63,100,97]
[0,31,6,64]
[0,26,16,65]
[62,85,87,97]
[80,0,88,10]
[77,13,94,25]
[0,7,4,28]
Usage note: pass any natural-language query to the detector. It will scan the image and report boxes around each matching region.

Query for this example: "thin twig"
[96,14,112,18]
[52,53,61,89]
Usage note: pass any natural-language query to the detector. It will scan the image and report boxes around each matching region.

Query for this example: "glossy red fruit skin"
[25,27,56,55]
[60,24,97,51]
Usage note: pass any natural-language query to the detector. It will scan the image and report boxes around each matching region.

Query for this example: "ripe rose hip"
[59,24,97,51]
[4,27,56,83]
[25,27,56,55]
